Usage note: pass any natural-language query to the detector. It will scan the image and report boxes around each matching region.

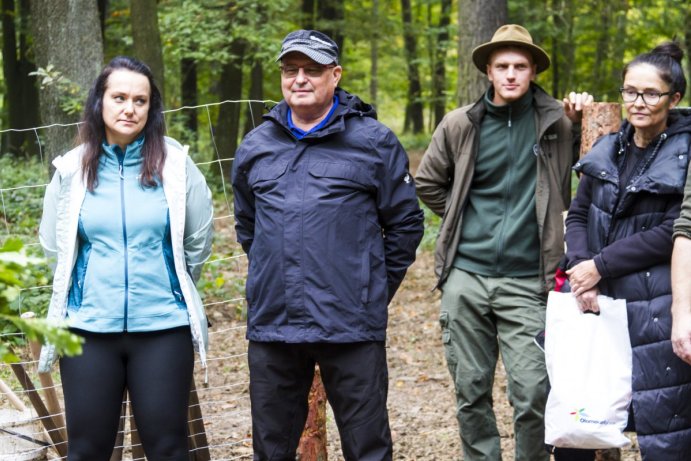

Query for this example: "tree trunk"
[296,369,328,461]
[432,0,451,128]
[457,0,507,105]
[592,3,610,94]
[550,0,561,98]
[317,0,344,54]
[214,39,245,182]
[302,0,315,29]
[243,60,265,135]
[2,0,21,154]
[369,0,378,107]
[401,0,423,133]
[131,0,165,100]
[97,0,108,44]
[609,1,628,101]
[2,0,40,156]
[550,0,576,99]
[29,0,104,162]
[580,102,621,157]
[299,1,345,57]
[180,57,198,138]
[684,3,691,106]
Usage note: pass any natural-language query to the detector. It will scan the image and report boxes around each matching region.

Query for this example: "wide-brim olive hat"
[471,24,550,74]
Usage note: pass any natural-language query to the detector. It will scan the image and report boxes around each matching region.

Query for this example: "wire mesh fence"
[0,100,263,460]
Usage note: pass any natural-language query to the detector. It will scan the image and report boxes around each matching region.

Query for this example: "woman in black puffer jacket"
[564,41,691,461]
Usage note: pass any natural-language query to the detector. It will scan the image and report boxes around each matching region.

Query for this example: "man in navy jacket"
[232,29,424,460]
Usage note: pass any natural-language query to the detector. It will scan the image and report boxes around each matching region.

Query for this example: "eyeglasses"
[619,87,673,105]
[280,65,335,78]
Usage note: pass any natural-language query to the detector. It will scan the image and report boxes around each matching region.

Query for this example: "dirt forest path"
[209,150,642,460]
[332,249,643,460]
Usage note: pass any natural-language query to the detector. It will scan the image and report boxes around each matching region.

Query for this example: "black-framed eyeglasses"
[619,87,673,105]
[280,64,335,78]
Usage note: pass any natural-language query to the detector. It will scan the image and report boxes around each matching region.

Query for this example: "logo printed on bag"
[569,408,616,426]
[569,408,587,421]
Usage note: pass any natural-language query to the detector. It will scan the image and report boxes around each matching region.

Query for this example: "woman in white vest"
[38,56,213,460]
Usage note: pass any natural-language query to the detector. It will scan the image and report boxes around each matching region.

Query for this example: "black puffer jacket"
[565,113,691,460]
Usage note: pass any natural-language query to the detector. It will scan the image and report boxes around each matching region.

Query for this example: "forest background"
[0,3,687,458]
[2,0,690,163]
[0,0,690,350]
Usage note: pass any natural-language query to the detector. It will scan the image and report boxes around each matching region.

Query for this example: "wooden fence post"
[297,366,328,461]
[580,102,622,157]
[187,379,211,461]
[108,395,127,461]
[25,341,67,442]
[9,363,67,458]
[129,398,146,460]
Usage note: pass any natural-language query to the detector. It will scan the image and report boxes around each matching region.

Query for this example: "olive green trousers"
[440,268,550,461]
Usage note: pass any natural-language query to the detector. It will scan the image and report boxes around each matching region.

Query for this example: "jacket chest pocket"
[248,161,289,194]
[307,162,374,199]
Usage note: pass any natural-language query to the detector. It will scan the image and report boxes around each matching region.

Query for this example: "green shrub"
[419,202,441,252]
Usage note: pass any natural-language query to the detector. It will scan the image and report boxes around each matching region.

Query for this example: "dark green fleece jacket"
[454,87,540,277]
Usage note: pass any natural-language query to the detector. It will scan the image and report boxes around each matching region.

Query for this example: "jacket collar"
[467,83,564,135]
[482,85,534,120]
[575,116,691,192]
[101,135,145,167]
[264,87,377,139]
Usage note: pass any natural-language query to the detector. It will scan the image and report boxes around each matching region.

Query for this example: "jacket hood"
[575,110,691,195]
[590,109,691,162]
[666,108,691,137]
[264,87,377,136]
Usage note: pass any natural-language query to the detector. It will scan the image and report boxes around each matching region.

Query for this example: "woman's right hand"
[566,259,602,296]
[575,287,601,313]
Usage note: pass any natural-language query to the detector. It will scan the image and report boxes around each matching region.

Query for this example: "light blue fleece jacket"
[67,136,188,332]
[39,136,214,371]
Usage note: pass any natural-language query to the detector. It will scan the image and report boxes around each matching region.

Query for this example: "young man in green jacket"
[415,24,591,461]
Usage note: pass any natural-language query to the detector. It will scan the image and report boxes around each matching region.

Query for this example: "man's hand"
[563,91,594,124]
[566,259,601,296]
[672,237,691,364]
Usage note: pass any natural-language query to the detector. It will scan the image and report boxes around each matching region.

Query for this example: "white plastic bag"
[544,291,632,449]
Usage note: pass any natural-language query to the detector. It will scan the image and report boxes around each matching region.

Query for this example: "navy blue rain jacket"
[232,88,424,343]
[565,113,691,460]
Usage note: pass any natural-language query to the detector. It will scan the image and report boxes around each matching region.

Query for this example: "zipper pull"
[118,163,124,179]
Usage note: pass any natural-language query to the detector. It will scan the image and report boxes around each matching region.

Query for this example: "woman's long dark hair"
[80,56,166,191]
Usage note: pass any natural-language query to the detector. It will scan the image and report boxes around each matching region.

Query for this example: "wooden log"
[595,447,622,461]
[108,396,127,461]
[580,102,622,158]
[26,339,67,441]
[10,363,67,458]
[0,377,27,411]
[129,397,146,460]
[297,367,328,461]
[187,379,211,461]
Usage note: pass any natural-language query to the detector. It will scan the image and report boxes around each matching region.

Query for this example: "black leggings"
[60,327,194,461]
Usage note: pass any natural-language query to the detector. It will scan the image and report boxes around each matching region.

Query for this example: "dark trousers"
[60,327,194,461]
[248,341,393,461]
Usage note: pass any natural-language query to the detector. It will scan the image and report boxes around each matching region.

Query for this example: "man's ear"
[333,66,343,86]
